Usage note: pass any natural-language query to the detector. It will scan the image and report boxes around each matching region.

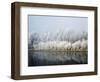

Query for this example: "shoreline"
[28,49,87,52]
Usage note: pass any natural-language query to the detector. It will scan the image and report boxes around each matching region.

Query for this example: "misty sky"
[28,15,88,35]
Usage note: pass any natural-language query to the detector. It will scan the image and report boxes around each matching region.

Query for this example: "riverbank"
[29,49,87,52]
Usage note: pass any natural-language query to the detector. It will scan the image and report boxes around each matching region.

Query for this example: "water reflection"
[28,50,88,66]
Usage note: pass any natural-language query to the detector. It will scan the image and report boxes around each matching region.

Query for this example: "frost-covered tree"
[28,29,88,51]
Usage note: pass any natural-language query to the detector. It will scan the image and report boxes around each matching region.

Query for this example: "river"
[28,50,88,66]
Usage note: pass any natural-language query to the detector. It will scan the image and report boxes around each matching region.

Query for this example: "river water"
[28,50,88,66]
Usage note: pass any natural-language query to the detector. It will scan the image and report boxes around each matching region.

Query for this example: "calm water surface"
[28,50,88,66]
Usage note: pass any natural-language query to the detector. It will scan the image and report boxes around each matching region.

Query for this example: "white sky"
[28,15,88,35]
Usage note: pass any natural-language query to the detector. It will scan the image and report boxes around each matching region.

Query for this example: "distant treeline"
[28,30,88,51]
